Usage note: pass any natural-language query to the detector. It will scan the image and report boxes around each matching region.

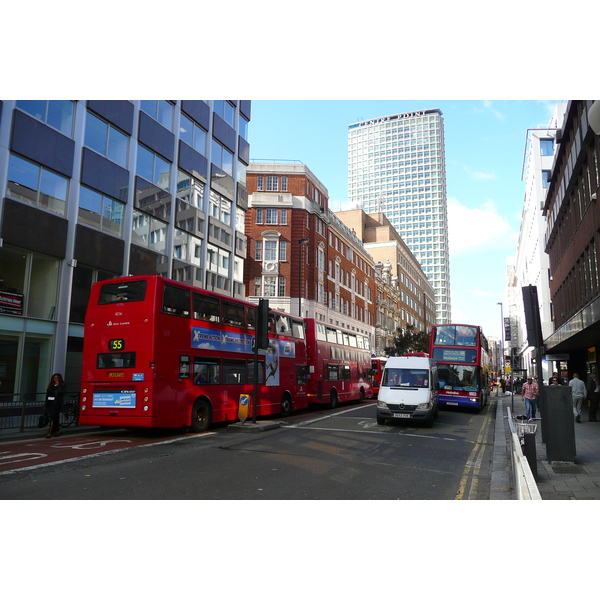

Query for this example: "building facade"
[335,210,436,356]
[348,109,451,323]
[0,100,251,398]
[542,100,600,379]
[509,104,566,378]
[244,161,376,348]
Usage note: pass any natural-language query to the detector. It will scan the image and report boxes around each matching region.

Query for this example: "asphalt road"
[0,398,496,500]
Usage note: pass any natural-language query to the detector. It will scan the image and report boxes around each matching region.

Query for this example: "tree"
[384,324,430,356]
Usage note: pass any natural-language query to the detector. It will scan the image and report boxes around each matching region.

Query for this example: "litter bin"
[544,385,576,462]
[522,432,537,478]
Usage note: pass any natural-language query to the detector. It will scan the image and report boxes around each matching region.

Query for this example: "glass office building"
[0,100,250,399]
[348,109,451,323]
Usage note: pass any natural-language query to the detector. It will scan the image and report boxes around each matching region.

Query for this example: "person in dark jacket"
[45,373,66,438]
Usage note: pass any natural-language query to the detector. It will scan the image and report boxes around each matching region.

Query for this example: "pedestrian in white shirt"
[569,373,587,423]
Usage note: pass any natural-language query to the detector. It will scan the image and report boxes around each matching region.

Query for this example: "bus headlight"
[377,401,389,409]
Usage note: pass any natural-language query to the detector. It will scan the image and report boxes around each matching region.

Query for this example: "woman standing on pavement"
[44,373,66,438]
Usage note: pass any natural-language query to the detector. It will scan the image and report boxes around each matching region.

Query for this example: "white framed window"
[278,277,286,296]
[265,209,278,224]
[279,241,287,261]
[267,176,278,191]
[255,240,262,260]
[280,209,287,225]
[255,208,263,224]
[281,176,288,191]
[264,276,277,297]
[257,176,264,191]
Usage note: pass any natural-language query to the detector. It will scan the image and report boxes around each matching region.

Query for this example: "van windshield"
[382,368,429,388]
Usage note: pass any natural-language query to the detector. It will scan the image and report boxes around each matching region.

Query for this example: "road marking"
[0,451,47,465]
[0,431,216,475]
[455,399,495,500]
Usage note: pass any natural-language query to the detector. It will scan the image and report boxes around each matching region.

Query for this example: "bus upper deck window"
[193,293,220,322]
[99,280,147,304]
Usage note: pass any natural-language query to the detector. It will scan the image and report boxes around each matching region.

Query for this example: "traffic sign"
[238,394,250,424]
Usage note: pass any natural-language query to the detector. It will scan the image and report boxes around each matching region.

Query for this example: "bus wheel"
[281,393,293,417]
[330,389,338,409]
[191,399,211,433]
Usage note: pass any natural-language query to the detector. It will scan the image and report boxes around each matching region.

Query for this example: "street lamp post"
[298,238,309,317]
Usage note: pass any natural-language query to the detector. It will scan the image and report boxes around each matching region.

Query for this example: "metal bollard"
[522,432,537,478]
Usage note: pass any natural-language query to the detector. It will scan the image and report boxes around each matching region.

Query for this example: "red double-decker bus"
[304,318,373,407]
[79,275,309,432]
[370,357,388,397]
[428,323,490,411]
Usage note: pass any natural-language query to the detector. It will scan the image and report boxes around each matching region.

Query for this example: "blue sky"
[247,100,561,341]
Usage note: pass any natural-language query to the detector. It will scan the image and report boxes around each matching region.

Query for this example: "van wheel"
[281,393,292,417]
[423,415,434,428]
[191,399,211,433]
[330,389,338,409]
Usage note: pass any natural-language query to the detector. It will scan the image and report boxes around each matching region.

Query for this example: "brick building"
[244,161,376,347]
[543,100,600,377]
[336,210,436,355]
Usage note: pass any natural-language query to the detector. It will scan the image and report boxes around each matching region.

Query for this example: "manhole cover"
[551,465,586,474]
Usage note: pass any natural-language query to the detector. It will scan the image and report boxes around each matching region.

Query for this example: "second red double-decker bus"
[80,275,309,432]
[304,318,373,407]
[370,357,388,397]
[429,323,490,411]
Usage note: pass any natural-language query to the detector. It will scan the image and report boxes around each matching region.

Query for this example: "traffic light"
[256,298,269,350]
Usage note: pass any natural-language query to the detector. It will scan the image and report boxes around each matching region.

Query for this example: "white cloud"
[461,163,496,181]
[447,196,517,255]
[483,100,506,120]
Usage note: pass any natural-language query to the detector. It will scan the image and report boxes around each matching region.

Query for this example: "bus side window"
[246,306,256,330]
[193,293,220,323]
[194,357,220,384]
[247,360,265,384]
[223,359,246,384]
[163,284,190,317]
[222,301,244,327]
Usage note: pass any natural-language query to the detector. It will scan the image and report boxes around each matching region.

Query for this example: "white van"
[376,355,439,427]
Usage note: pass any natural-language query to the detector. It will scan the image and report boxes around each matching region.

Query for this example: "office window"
[280,209,287,225]
[85,111,128,167]
[179,114,207,156]
[278,277,286,296]
[281,176,288,192]
[212,139,233,176]
[279,241,287,261]
[177,170,204,208]
[254,277,261,296]
[214,101,235,127]
[267,176,278,191]
[79,186,124,237]
[137,144,171,191]
[141,100,174,131]
[542,170,551,188]
[255,208,263,224]
[132,209,167,254]
[255,240,263,260]
[540,138,554,156]
[6,153,68,216]
[238,114,249,140]
[257,176,264,191]
[209,190,232,226]
[16,100,75,137]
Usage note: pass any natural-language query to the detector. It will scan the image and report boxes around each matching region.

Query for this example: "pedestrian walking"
[521,376,539,420]
[44,373,66,438]
[569,373,587,423]
[587,374,600,422]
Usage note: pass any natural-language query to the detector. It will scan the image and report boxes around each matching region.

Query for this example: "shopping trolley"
[513,414,540,445]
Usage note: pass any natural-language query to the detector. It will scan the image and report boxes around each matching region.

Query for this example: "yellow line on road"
[455,399,496,500]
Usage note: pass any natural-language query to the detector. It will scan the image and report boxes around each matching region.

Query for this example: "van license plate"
[393,413,411,418]
[446,401,459,406]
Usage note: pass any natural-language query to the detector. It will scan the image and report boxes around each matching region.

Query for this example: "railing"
[506,406,542,500]
[0,392,80,434]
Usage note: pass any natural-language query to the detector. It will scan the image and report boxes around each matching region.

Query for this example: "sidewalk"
[495,391,600,500]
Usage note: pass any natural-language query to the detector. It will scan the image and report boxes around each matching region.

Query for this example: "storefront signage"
[0,291,24,315]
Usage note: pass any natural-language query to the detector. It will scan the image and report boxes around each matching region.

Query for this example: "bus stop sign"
[238,394,250,424]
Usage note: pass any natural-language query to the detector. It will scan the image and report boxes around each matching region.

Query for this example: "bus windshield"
[99,280,147,304]
[437,364,480,392]
[382,368,429,388]
[433,325,478,347]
